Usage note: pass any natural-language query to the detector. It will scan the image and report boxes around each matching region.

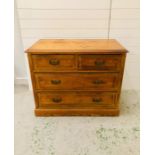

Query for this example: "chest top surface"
[26,39,128,54]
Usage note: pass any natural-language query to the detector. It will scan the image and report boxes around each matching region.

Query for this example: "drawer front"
[79,54,122,71]
[35,73,119,90]
[31,54,76,71]
[37,92,117,109]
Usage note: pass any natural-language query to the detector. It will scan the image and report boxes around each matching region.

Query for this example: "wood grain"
[34,72,119,90]
[32,54,76,71]
[78,54,122,71]
[26,39,127,53]
[37,91,117,109]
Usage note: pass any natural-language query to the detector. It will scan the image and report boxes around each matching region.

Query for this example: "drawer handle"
[95,60,105,66]
[49,59,60,65]
[93,80,104,84]
[51,80,61,84]
[92,98,102,103]
[52,97,62,103]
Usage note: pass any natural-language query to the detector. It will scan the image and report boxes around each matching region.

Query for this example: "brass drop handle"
[93,80,104,84]
[52,97,62,103]
[95,60,105,66]
[51,80,61,84]
[92,98,102,103]
[49,59,60,65]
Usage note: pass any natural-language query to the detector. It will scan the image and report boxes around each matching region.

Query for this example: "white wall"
[14,2,27,84]
[15,0,140,90]
[109,0,140,90]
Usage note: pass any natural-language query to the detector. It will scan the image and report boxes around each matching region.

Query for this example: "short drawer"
[37,91,117,109]
[31,54,76,71]
[34,73,120,90]
[78,54,122,71]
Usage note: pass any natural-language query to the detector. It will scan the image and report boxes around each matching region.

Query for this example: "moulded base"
[35,108,119,116]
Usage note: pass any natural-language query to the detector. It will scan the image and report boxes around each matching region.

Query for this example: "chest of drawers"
[26,39,127,116]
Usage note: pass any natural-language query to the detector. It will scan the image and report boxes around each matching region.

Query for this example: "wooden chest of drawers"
[26,39,127,116]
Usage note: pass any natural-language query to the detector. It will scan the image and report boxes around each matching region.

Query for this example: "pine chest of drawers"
[26,39,127,116]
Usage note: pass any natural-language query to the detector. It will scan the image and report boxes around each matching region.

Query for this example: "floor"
[15,85,139,155]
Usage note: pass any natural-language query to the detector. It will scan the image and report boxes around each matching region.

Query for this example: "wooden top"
[26,39,128,54]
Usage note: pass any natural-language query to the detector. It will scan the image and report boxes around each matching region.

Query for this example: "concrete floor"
[15,85,139,155]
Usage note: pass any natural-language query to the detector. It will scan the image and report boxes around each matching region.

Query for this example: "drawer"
[34,73,119,90]
[78,54,122,71]
[37,91,117,109]
[31,54,76,71]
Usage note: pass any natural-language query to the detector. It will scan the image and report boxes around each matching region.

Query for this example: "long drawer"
[37,91,117,109]
[34,73,120,90]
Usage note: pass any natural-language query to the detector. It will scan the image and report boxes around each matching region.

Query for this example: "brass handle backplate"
[92,98,102,103]
[49,59,60,65]
[51,80,61,84]
[52,97,62,103]
[95,60,105,66]
[93,80,104,84]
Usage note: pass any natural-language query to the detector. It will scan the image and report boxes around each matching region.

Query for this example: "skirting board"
[15,77,33,90]
[15,77,28,84]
